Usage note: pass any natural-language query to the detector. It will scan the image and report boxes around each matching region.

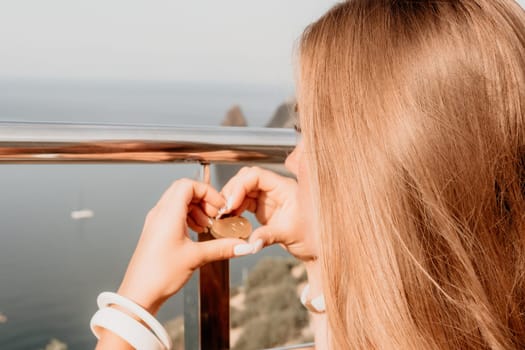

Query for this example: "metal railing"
[0,121,295,164]
[0,121,313,350]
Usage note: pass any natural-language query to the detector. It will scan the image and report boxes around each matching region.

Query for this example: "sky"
[1,1,524,87]
[0,0,340,86]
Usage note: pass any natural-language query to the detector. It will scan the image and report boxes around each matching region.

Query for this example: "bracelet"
[300,284,326,314]
[90,307,165,350]
[97,292,172,350]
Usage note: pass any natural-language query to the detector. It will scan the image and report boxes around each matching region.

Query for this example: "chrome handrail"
[0,121,296,164]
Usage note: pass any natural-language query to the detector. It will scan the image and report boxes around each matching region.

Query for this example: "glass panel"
[0,163,198,349]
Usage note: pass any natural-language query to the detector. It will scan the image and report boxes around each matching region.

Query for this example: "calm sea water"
[0,79,293,349]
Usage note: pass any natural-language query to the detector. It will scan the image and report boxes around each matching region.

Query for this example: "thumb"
[248,226,279,254]
[196,237,255,264]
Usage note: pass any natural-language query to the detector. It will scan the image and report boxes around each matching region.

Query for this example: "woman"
[93,0,525,348]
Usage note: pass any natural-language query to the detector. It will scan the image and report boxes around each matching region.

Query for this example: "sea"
[0,79,295,349]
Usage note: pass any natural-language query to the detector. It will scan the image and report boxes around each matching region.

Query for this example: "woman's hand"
[116,178,252,315]
[220,166,318,262]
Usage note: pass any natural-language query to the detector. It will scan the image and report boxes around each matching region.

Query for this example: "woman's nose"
[285,140,302,176]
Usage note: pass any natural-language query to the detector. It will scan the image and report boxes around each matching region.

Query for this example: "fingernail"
[252,239,263,254]
[225,196,234,211]
[216,207,226,219]
[207,217,214,226]
[216,196,233,219]
[234,243,253,256]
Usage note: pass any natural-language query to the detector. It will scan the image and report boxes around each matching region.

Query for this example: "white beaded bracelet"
[90,307,165,350]
[97,292,172,350]
[300,284,326,314]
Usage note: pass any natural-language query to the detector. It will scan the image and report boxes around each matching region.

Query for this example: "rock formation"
[221,105,247,127]
[265,99,297,128]
[214,99,297,187]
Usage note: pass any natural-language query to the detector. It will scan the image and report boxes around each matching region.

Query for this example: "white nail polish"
[226,196,234,211]
[216,207,226,219]
[252,239,263,254]
[234,243,253,256]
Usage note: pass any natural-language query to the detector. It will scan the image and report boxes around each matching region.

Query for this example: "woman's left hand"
[116,178,252,315]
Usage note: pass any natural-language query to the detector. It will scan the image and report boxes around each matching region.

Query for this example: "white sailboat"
[70,209,94,220]
[70,190,94,220]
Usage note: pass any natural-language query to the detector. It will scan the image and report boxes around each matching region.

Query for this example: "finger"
[189,205,213,228]
[246,190,260,199]
[231,197,257,216]
[159,179,226,225]
[195,237,255,265]
[161,179,225,209]
[187,215,205,234]
[201,200,223,218]
[247,226,277,254]
[246,198,258,213]
[184,180,225,208]
[221,167,282,214]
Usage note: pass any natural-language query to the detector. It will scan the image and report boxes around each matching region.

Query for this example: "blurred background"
[0,1,340,349]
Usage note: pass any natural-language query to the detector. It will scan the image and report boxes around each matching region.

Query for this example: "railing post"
[198,163,230,349]
[198,232,230,349]
[184,163,230,350]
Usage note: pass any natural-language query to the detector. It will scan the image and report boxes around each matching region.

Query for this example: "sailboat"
[70,209,94,220]
[70,190,94,220]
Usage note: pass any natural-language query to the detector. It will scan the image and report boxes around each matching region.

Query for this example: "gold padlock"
[209,216,252,239]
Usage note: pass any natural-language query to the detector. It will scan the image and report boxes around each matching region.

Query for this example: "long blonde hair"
[298,0,525,348]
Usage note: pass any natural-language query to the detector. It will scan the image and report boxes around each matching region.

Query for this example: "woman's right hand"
[220,166,318,262]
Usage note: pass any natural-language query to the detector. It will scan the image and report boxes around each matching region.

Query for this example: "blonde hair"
[298,0,525,348]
